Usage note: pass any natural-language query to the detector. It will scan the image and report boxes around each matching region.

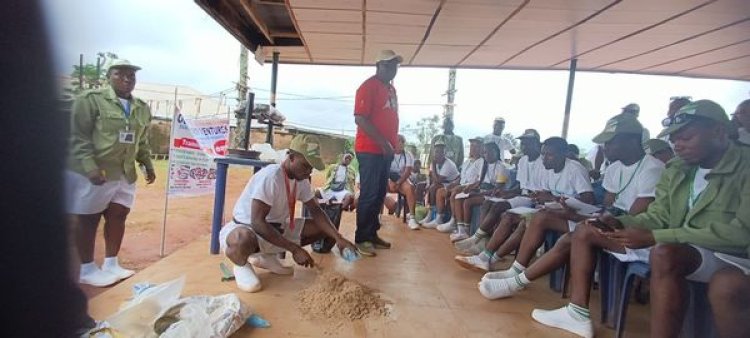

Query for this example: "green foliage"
[68,52,119,94]
[403,114,440,161]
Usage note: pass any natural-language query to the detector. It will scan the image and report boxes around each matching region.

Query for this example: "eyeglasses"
[661,114,696,127]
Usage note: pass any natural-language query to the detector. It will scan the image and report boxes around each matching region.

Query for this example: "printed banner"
[167,112,229,196]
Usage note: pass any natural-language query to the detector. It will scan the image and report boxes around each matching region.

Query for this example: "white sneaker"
[422,215,440,229]
[450,226,469,242]
[454,236,488,256]
[478,277,522,299]
[234,264,262,293]
[436,220,457,233]
[407,217,420,230]
[482,268,520,281]
[101,264,135,280]
[79,268,119,287]
[251,254,293,275]
[455,254,489,272]
[531,307,594,338]
[419,212,433,224]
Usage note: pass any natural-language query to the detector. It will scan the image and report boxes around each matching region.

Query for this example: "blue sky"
[42,0,750,152]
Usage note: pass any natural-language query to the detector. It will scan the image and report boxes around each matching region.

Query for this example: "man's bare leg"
[513,211,570,267]
[103,203,129,258]
[649,244,702,338]
[709,268,750,338]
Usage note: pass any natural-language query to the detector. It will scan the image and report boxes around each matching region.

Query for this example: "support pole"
[242,92,255,150]
[160,87,179,257]
[444,68,456,119]
[561,58,577,139]
[267,51,279,144]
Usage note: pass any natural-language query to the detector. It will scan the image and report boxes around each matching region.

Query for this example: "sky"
[42,0,750,152]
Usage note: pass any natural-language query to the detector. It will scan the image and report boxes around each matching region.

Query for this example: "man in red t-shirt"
[353,49,402,256]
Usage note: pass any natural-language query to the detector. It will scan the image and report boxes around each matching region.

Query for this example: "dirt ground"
[81,160,332,298]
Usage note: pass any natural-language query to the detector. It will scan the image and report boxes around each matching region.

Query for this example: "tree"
[403,114,440,162]
[69,52,118,94]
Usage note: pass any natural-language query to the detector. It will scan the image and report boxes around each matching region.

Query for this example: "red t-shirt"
[354,76,399,154]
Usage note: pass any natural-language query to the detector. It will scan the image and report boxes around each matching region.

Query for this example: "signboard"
[167,112,229,196]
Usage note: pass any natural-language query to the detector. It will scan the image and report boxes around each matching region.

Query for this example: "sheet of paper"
[563,198,600,215]
[485,197,507,202]
[507,206,539,215]
[455,192,470,199]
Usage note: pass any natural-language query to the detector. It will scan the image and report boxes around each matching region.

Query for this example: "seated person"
[454,129,545,255]
[448,141,508,241]
[317,153,356,211]
[436,136,486,233]
[567,144,593,171]
[709,253,750,338]
[219,135,357,292]
[733,99,750,145]
[455,137,594,271]
[477,114,664,301]
[420,141,460,227]
[532,100,750,338]
[411,159,428,203]
[645,138,674,164]
[387,134,420,229]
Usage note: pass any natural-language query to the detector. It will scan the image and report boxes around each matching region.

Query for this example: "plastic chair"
[544,231,567,294]
[469,204,482,235]
[614,261,650,338]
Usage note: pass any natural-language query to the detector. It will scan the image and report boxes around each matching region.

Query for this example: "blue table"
[210,156,274,254]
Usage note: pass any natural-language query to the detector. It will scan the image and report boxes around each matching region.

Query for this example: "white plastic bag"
[157,294,249,338]
[106,276,186,338]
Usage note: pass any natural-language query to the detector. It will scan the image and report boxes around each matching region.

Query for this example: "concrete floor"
[89,212,649,337]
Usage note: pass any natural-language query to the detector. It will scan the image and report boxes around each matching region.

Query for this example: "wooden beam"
[239,0,274,44]
[270,31,299,39]
[284,0,312,62]
[257,0,285,6]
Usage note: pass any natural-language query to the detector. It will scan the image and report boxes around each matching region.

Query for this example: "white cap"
[375,50,403,64]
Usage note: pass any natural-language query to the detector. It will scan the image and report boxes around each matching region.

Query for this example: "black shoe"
[373,235,391,249]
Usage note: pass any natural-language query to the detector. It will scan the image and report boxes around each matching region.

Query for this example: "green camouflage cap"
[645,139,672,155]
[289,134,325,170]
[592,114,644,144]
[108,59,141,71]
[516,128,541,140]
[657,100,729,138]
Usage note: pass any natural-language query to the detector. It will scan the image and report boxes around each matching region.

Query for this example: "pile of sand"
[298,272,389,323]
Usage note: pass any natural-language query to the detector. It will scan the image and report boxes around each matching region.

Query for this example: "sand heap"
[298,272,389,323]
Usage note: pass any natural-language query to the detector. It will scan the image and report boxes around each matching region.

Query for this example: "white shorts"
[219,218,306,255]
[319,189,352,202]
[65,170,136,214]
[686,245,733,283]
[507,196,533,209]
[606,247,652,264]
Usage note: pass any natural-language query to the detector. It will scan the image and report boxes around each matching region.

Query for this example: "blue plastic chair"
[544,231,567,294]
[469,204,482,235]
[599,253,629,328]
[614,261,650,338]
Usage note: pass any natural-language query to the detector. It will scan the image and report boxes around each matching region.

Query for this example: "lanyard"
[281,164,298,230]
[119,98,132,131]
[615,158,644,199]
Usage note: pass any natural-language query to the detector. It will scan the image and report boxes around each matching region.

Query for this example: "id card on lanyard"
[282,166,298,230]
[119,99,135,144]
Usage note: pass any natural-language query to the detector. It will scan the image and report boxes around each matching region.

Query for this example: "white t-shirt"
[689,167,711,210]
[603,155,665,212]
[482,161,509,185]
[543,159,593,198]
[484,133,514,161]
[460,157,485,185]
[516,154,546,192]
[232,163,314,224]
[333,165,347,183]
[738,127,750,146]
[434,158,460,183]
[390,151,414,174]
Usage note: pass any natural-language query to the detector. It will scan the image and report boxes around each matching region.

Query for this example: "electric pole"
[444,68,456,120]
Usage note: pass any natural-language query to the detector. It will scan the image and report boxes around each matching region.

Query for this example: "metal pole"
[561,58,577,139]
[445,68,456,119]
[242,92,255,150]
[78,54,84,90]
[267,51,279,144]
[160,87,179,257]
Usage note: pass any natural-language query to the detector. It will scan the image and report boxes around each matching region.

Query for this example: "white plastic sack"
[157,294,250,338]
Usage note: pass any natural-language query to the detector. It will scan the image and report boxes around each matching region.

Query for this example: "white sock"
[103,256,119,268]
[514,272,531,288]
[435,213,444,222]
[511,261,527,274]
[80,262,98,275]
[479,250,493,262]
[566,303,591,321]
[476,229,488,238]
